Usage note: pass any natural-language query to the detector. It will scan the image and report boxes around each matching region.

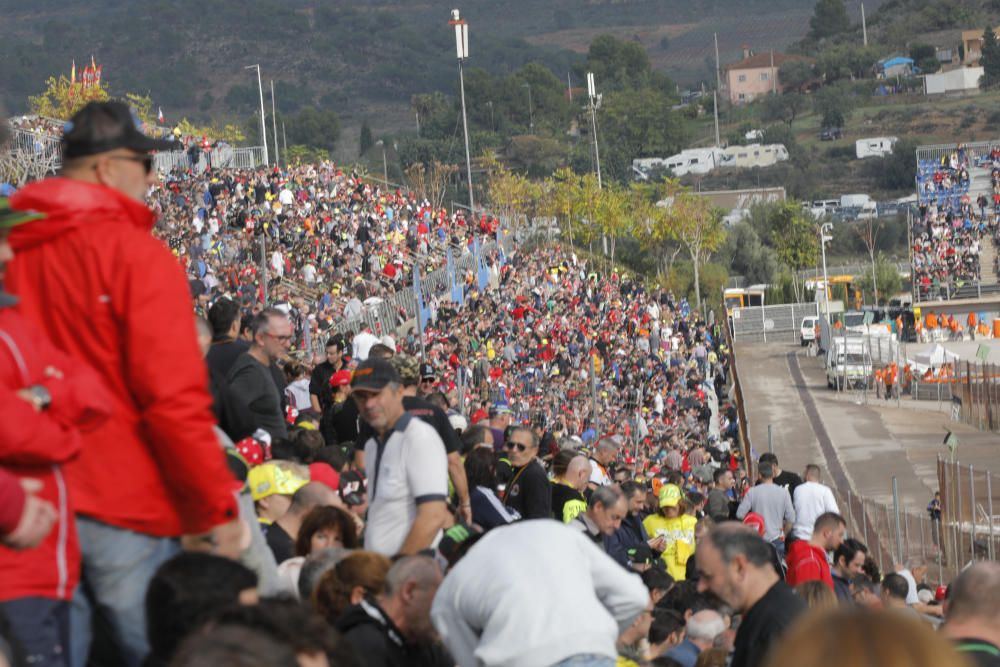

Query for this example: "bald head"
[567,455,591,491]
[687,609,726,648]
[945,561,1000,626]
[288,482,340,516]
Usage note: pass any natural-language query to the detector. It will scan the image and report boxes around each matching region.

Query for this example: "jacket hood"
[8,178,156,251]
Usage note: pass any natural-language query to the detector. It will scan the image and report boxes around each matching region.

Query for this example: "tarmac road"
[735,341,999,510]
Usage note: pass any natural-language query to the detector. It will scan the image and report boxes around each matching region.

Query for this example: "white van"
[800,316,818,346]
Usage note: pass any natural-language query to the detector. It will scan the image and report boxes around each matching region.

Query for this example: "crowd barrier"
[729,302,819,343]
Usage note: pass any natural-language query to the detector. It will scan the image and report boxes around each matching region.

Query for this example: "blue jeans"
[70,517,180,667]
[552,655,616,667]
[0,597,70,667]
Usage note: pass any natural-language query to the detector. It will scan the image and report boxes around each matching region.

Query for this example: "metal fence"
[938,457,1000,572]
[730,302,819,343]
[948,360,1000,432]
[915,141,997,164]
[154,145,266,173]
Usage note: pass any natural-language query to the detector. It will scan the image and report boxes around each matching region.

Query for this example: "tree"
[753,201,819,302]
[761,93,808,127]
[720,221,779,285]
[809,0,851,40]
[359,120,374,157]
[649,179,726,310]
[540,168,583,249]
[28,75,109,119]
[858,254,902,305]
[981,28,1000,89]
[484,154,542,229]
[813,84,851,128]
[404,161,457,211]
[286,107,340,152]
[854,217,883,304]
[778,61,815,93]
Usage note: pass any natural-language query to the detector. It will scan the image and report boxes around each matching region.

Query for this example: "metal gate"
[730,302,819,343]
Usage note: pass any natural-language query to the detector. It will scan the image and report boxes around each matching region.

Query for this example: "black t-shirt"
[356,395,460,455]
[503,459,552,520]
[265,521,295,564]
[309,360,338,411]
[207,338,250,378]
[956,639,1000,667]
[227,353,288,440]
[773,471,803,500]
[732,580,806,667]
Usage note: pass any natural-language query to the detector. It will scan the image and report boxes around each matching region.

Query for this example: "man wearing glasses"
[7,101,242,666]
[501,425,552,520]
[228,308,293,439]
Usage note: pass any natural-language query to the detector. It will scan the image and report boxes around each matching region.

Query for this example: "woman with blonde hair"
[764,607,973,667]
[312,550,391,625]
[795,580,838,611]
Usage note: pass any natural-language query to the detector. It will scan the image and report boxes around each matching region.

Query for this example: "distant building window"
[738,74,747,82]
[760,72,769,81]
[738,93,746,100]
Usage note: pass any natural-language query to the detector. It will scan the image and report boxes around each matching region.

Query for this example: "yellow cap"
[658,484,683,508]
[247,462,309,501]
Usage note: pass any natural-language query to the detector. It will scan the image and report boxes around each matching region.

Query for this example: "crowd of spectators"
[2,101,998,667]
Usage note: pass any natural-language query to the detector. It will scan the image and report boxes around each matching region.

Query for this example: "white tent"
[909,343,961,374]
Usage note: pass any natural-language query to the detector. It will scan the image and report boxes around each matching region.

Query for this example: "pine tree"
[359,121,373,157]
[981,28,1000,89]
[809,0,851,40]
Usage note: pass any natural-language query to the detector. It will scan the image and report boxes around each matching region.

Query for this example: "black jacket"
[503,459,552,520]
[336,600,450,667]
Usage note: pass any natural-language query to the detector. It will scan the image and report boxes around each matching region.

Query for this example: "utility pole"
[245,64,269,166]
[449,10,475,213]
[282,122,288,159]
[861,3,868,46]
[714,32,722,93]
[522,82,534,132]
[770,49,776,94]
[567,72,573,101]
[713,91,721,147]
[270,79,279,166]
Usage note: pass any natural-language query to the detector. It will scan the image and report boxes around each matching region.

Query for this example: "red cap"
[742,512,766,537]
[935,585,948,601]
[309,462,341,491]
[330,370,352,387]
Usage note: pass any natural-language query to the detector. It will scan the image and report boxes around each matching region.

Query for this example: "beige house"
[724,48,812,104]
[962,27,1000,65]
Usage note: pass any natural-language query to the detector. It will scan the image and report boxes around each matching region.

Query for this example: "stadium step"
[983,237,999,286]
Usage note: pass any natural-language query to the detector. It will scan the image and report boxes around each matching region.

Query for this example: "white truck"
[826,337,872,390]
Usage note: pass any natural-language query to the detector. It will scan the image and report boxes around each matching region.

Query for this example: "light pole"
[586,72,603,189]
[245,64,269,166]
[270,79,279,166]
[376,139,388,184]
[449,9,475,213]
[522,82,534,132]
[821,221,833,327]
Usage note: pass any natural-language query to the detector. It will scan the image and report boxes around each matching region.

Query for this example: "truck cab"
[826,339,873,390]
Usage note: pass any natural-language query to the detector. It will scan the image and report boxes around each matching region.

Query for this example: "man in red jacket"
[0,199,113,667]
[8,102,242,667]
[785,511,846,590]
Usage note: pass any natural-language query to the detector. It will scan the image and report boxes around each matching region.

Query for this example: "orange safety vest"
[968,312,978,327]
[927,313,938,329]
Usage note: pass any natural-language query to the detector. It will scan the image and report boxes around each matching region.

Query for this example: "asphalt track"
[735,342,1000,510]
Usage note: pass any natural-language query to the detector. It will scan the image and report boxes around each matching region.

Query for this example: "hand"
[648,536,667,552]
[181,518,248,560]
[2,479,57,550]
[459,501,472,525]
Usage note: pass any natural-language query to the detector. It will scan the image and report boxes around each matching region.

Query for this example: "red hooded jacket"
[0,303,112,600]
[9,178,239,537]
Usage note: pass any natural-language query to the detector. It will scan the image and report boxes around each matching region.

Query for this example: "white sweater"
[431,519,649,667]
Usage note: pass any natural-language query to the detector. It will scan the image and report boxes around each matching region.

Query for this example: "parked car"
[800,316,818,346]
[820,127,844,141]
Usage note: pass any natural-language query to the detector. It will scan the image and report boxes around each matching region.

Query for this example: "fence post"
[903,505,911,562]
[847,489,854,537]
[955,459,963,568]
[900,475,903,563]
[767,424,773,454]
[970,464,977,562]
[988,471,996,562]
[863,498,870,549]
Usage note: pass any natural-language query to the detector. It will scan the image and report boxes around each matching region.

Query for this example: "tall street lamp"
[244,64,269,166]
[449,9,475,213]
[376,139,388,184]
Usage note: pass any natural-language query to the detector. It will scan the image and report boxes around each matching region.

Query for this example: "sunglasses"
[505,441,530,453]
[108,154,154,175]
[420,377,435,383]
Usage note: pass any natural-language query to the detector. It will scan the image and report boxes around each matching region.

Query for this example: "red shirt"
[785,539,834,589]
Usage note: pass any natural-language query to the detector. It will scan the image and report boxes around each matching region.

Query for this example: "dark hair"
[641,568,675,594]
[686,491,705,507]
[367,343,394,359]
[293,429,326,459]
[295,505,359,556]
[207,298,241,338]
[758,452,778,466]
[270,437,311,463]
[168,624,298,667]
[311,445,348,471]
[705,524,774,568]
[313,551,392,624]
[460,424,491,455]
[713,468,731,484]
[834,538,868,568]
[757,461,774,480]
[551,449,579,478]
[210,598,360,667]
[250,308,287,339]
[239,314,254,336]
[656,579,698,615]
[326,335,345,351]
[813,512,846,533]
[881,573,909,600]
[464,447,497,490]
[621,480,645,501]
[145,553,258,666]
[426,391,449,411]
[283,361,306,383]
[507,424,538,449]
[649,608,686,645]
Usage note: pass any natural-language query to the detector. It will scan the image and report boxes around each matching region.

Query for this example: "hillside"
[0,0,819,159]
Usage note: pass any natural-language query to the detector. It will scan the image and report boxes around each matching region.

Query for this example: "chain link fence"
[730,302,819,344]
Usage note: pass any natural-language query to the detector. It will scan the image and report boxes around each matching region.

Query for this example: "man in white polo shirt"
[792,464,839,540]
[352,357,450,556]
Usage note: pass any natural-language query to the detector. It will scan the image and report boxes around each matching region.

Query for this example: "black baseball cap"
[62,101,174,159]
[420,362,435,380]
[350,357,401,392]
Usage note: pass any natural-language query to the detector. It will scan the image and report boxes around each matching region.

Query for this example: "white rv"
[855,137,897,159]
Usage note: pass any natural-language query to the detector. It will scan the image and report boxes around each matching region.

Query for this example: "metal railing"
[937,457,999,572]
[730,302,819,343]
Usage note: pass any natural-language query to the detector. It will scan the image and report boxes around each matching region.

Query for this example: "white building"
[855,137,897,159]
[923,66,984,95]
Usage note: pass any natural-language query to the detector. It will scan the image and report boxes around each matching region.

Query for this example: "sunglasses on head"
[505,441,530,452]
